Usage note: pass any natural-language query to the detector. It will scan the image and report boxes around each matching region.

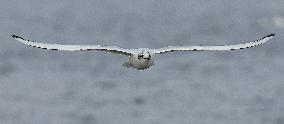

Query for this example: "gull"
[12,34,275,70]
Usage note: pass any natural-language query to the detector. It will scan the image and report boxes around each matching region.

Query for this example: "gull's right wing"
[12,35,133,56]
[152,34,275,54]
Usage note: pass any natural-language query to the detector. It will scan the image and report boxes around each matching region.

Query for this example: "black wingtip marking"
[11,34,19,38]
[268,34,276,37]
[262,34,275,39]
[12,34,36,43]
[11,34,24,40]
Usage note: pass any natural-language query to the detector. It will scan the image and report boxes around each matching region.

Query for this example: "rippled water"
[0,0,284,124]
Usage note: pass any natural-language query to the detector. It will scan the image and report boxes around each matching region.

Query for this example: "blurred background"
[0,0,284,124]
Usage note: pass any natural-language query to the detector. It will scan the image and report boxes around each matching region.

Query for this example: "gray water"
[0,0,284,124]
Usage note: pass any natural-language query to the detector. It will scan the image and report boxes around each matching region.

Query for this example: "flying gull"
[12,34,275,70]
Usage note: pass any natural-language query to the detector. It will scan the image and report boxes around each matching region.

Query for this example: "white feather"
[12,35,133,56]
[152,34,275,54]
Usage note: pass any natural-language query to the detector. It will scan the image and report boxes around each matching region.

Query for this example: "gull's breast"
[129,55,154,70]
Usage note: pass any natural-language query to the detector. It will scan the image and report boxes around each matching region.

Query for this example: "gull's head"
[137,49,152,61]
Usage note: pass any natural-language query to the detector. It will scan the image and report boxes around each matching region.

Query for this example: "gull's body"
[128,48,155,70]
[12,34,275,70]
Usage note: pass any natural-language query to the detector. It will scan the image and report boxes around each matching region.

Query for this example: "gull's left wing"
[152,34,275,54]
[12,35,133,56]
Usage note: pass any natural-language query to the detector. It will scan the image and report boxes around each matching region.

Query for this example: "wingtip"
[11,34,28,41]
[268,34,276,37]
[260,34,275,41]
[11,34,19,38]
